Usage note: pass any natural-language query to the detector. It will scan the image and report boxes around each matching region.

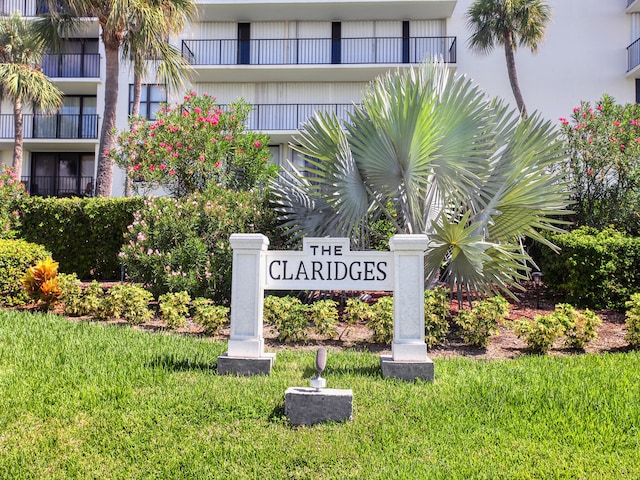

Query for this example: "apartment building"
[0,0,637,197]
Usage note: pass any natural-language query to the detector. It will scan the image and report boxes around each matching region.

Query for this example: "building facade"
[0,0,638,197]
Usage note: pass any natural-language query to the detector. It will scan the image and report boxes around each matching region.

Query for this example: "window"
[33,96,97,139]
[29,153,95,197]
[331,22,341,64]
[129,84,167,120]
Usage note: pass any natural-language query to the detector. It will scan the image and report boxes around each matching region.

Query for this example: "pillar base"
[217,352,275,376]
[380,354,434,381]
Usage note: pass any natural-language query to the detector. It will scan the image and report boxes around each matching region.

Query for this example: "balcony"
[0,0,57,15]
[627,0,640,13]
[21,175,94,197]
[0,114,99,139]
[225,103,357,131]
[628,38,640,74]
[41,53,100,78]
[183,36,456,66]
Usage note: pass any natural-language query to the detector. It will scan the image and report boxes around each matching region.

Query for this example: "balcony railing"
[0,114,99,139]
[182,36,456,66]
[21,175,94,197]
[219,103,357,131]
[0,0,50,15]
[629,38,640,72]
[41,53,100,78]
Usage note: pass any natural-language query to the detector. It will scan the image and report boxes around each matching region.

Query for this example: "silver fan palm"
[273,62,570,302]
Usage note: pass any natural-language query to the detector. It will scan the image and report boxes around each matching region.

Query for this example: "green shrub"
[99,284,153,325]
[16,196,143,279]
[424,286,451,348]
[538,227,640,310]
[344,298,373,325]
[553,303,602,349]
[159,291,191,329]
[192,298,229,335]
[513,314,565,354]
[307,299,339,339]
[0,239,51,306]
[74,280,106,317]
[264,295,309,343]
[368,296,394,344]
[119,186,281,304]
[57,273,86,316]
[454,296,509,348]
[625,293,640,348]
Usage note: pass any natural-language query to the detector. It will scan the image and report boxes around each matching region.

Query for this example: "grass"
[0,310,638,479]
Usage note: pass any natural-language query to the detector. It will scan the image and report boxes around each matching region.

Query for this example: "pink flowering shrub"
[559,94,640,234]
[108,93,277,196]
[0,165,26,239]
[119,185,280,303]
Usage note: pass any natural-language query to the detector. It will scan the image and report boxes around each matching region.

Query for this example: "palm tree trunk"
[95,44,120,197]
[123,73,143,197]
[503,34,527,119]
[12,97,24,177]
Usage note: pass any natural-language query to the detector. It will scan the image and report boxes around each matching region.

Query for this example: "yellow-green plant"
[625,293,640,348]
[341,297,373,340]
[424,286,451,348]
[554,303,602,349]
[192,297,229,335]
[368,296,394,344]
[307,299,339,339]
[21,257,61,310]
[513,314,564,354]
[100,284,153,325]
[264,295,309,343]
[454,295,509,347]
[159,291,191,329]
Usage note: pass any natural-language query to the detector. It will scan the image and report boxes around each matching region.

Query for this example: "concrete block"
[285,387,353,425]
[380,354,434,381]
[217,352,275,376]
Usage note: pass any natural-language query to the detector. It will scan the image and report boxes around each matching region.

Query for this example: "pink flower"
[169,169,176,175]
[225,135,232,141]
[253,141,261,148]
[159,164,166,170]
[194,107,201,114]
[103,149,109,155]
[559,117,569,125]
[587,168,593,175]
[199,155,205,162]
[215,161,221,168]
[150,164,155,172]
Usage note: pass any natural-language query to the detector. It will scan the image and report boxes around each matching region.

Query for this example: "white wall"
[450,0,635,123]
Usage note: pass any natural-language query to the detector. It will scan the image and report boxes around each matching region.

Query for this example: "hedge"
[15,196,144,280]
[538,227,640,310]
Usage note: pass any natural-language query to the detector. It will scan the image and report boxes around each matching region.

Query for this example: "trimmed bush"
[192,298,229,335]
[0,239,51,306]
[16,196,144,280]
[538,227,640,310]
[120,186,281,304]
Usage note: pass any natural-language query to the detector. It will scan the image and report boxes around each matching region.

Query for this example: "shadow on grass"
[148,354,217,372]
[302,364,382,378]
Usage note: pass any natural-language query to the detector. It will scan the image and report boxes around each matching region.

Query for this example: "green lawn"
[0,310,638,479]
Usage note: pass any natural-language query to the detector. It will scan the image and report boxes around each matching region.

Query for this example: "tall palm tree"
[273,62,570,303]
[0,13,63,177]
[121,0,194,196]
[36,0,193,197]
[466,0,551,118]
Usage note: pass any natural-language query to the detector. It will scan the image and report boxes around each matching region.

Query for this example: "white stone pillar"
[389,234,430,361]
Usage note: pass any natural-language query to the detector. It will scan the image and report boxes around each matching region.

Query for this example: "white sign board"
[264,237,393,291]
